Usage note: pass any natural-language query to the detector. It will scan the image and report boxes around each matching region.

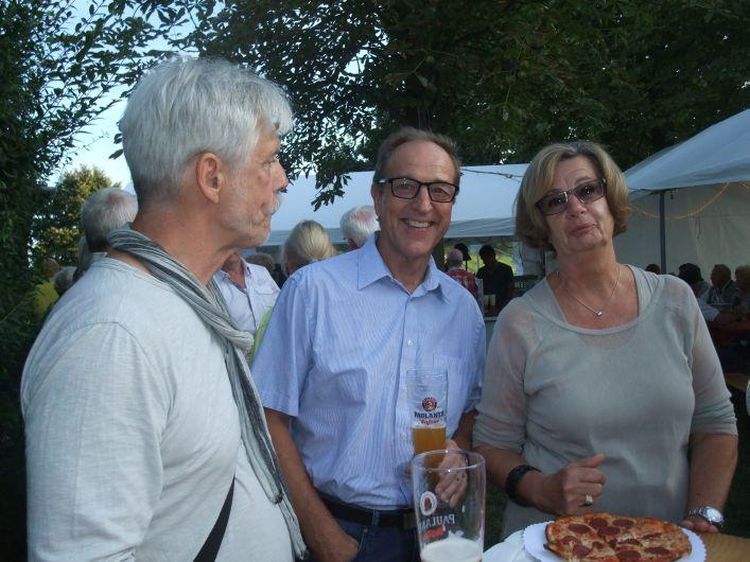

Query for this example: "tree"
[155,0,750,205]
[31,166,119,266]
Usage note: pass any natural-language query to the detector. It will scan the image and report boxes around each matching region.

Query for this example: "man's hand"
[307,520,360,562]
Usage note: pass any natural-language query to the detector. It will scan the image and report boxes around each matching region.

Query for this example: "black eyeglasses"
[535,178,607,216]
[376,177,459,203]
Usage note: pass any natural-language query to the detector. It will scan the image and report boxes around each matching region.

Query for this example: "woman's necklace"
[557,266,622,319]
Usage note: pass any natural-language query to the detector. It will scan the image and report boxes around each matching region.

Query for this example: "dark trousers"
[310,495,419,562]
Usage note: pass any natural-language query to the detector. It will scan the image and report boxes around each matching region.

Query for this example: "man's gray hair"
[120,56,293,206]
[81,187,138,252]
[54,266,76,296]
[446,248,464,268]
[339,205,378,248]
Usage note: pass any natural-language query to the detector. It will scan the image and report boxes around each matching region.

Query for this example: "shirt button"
[407,339,414,346]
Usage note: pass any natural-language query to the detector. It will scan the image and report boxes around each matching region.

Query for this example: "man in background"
[22,57,304,561]
[340,204,378,249]
[214,251,280,338]
[253,127,485,561]
[705,264,738,311]
[477,244,514,312]
[75,187,138,278]
[445,247,479,301]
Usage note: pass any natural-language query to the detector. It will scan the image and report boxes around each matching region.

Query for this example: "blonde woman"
[282,219,338,275]
[252,220,337,357]
[474,140,737,538]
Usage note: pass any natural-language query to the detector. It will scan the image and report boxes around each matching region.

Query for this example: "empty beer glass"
[411,450,485,562]
[407,368,448,455]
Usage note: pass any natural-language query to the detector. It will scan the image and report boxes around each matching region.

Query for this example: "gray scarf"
[109,227,307,559]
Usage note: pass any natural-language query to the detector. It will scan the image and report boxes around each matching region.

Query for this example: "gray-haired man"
[22,57,305,561]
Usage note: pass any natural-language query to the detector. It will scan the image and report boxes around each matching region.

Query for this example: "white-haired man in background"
[75,187,138,278]
[339,204,378,250]
[22,57,305,561]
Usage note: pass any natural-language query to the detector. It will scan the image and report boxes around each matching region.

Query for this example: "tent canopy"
[615,108,750,274]
[626,108,750,192]
[261,164,527,248]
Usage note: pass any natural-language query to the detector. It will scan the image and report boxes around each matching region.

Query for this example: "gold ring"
[583,494,594,507]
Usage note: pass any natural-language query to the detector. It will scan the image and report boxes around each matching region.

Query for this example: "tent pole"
[659,190,666,273]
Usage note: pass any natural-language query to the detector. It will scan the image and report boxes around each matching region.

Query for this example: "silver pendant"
[595,311,603,318]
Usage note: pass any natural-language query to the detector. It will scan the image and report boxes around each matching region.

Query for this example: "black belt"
[320,495,416,530]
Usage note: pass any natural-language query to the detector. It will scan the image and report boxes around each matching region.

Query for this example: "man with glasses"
[252,127,486,562]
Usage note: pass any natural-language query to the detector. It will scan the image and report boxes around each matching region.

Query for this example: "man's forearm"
[264,409,358,561]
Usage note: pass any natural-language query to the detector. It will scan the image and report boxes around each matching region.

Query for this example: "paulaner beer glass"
[407,369,448,455]
[412,450,485,562]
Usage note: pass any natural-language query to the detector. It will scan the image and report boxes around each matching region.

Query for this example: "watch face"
[703,506,723,523]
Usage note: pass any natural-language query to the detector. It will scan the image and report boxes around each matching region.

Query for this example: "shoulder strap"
[194,477,235,562]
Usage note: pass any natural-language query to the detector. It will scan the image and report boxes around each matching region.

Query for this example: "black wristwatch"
[685,506,725,530]
[505,464,540,507]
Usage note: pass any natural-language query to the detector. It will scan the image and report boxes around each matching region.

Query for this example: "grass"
[484,389,750,548]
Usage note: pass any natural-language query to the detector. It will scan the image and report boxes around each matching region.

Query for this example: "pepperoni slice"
[645,546,671,555]
[589,517,609,529]
[613,518,635,528]
[568,523,592,534]
[616,551,642,560]
[597,526,620,536]
[560,535,581,545]
[572,544,592,557]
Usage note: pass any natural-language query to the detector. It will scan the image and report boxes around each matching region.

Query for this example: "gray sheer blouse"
[474,266,737,538]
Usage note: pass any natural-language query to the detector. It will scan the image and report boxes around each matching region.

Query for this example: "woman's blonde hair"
[282,220,337,274]
[515,140,631,252]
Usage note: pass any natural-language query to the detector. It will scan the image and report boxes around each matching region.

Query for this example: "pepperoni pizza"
[545,512,692,562]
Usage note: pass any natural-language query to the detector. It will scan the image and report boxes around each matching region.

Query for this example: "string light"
[462,168,524,181]
[629,183,750,220]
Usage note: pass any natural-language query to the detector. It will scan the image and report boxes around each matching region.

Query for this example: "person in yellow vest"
[33,257,60,317]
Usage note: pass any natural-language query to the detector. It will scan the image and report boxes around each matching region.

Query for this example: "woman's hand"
[529,454,607,515]
[681,515,720,534]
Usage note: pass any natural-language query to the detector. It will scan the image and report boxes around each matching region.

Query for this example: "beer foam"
[420,536,482,562]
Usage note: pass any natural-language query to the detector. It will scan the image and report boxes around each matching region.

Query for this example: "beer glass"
[412,450,485,562]
[407,368,448,455]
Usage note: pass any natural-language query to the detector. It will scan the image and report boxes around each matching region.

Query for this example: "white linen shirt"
[252,236,486,509]
[213,260,279,336]
[21,259,292,561]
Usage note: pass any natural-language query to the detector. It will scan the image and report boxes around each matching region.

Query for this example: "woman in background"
[474,140,737,538]
[282,219,338,276]
[252,220,337,357]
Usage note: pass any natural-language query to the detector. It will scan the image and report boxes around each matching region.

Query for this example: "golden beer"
[412,423,446,455]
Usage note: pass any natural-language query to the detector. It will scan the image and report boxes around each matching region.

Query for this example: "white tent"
[615,108,750,274]
[260,164,527,248]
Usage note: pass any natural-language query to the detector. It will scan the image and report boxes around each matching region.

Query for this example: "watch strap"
[686,506,724,529]
[505,464,540,507]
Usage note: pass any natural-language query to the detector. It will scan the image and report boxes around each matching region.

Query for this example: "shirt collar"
[356,234,449,301]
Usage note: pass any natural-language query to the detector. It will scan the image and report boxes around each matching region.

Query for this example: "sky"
[62,94,133,190]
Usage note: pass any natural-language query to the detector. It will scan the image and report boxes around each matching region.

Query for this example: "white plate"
[483,530,527,562]
[522,521,706,562]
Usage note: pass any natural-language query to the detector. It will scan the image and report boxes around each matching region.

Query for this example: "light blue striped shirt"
[252,235,486,509]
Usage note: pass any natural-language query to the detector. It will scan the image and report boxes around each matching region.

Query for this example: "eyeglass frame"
[375,176,460,203]
[535,178,607,216]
